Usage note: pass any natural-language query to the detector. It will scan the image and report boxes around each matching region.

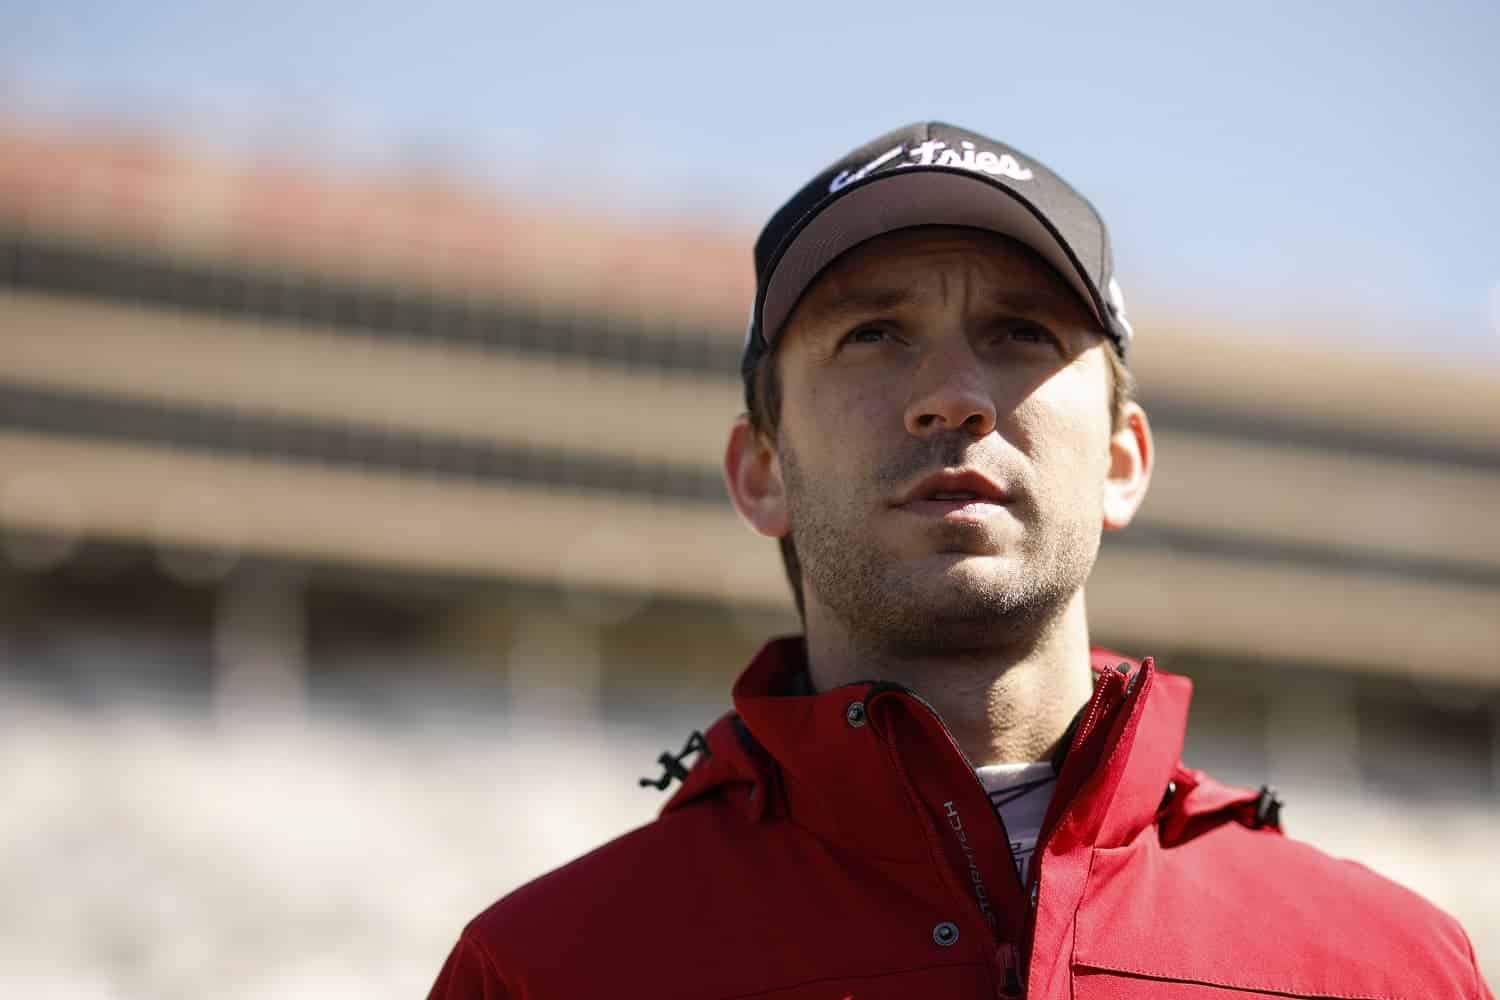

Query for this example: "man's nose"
[903,344,998,438]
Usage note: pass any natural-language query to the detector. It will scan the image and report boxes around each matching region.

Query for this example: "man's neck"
[802,590,1096,767]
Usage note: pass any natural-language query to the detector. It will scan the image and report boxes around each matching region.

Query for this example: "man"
[429,122,1492,999]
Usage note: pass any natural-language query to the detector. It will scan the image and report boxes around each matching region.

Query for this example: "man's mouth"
[894,470,1012,520]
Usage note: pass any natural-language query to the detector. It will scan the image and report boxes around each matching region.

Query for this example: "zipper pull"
[996,942,1024,997]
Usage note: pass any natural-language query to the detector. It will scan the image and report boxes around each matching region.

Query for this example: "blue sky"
[3,0,1498,364]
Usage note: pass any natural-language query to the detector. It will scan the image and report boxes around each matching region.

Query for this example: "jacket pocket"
[1071,966,1321,998]
[1070,835,1426,1000]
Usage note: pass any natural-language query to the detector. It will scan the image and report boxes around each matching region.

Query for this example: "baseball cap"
[741,121,1134,404]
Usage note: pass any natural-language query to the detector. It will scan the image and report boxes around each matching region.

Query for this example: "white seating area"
[2,679,1494,999]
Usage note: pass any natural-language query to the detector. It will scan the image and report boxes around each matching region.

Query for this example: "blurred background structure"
[1,2,1497,997]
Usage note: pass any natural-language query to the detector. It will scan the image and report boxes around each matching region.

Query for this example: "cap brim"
[759,168,1106,346]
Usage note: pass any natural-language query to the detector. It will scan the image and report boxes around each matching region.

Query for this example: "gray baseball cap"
[742,121,1134,405]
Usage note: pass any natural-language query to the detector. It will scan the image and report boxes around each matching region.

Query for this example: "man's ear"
[724,415,791,539]
[1102,402,1153,532]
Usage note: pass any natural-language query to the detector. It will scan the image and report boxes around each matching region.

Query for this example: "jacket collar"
[668,637,1195,832]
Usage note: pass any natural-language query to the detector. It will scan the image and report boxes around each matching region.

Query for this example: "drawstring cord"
[639,730,711,790]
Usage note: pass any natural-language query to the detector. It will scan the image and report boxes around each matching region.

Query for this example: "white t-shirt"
[975,762,1057,887]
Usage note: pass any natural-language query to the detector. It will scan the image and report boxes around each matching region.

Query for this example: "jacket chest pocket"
[1071,965,1329,998]
[1069,838,1440,1000]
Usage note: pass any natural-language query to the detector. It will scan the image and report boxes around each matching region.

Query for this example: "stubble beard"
[779,434,1100,657]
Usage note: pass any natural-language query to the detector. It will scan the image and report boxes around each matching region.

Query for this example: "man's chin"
[911,549,1022,578]
[866,571,1053,649]
[896,553,1032,607]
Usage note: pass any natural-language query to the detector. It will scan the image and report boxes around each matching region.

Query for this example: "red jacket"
[430,638,1492,999]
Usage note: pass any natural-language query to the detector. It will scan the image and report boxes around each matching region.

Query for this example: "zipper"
[1029,669,1120,877]
[1014,667,1135,993]
[998,941,1023,997]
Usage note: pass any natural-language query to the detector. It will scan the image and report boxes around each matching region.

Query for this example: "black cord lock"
[639,730,712,790]
[1252,784,1283,829]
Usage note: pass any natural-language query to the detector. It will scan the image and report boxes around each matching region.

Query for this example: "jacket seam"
[1462,923,1485,1000]
[1067,841,1102,998]
[461,926,513,994]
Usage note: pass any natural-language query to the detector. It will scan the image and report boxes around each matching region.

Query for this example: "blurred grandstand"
[0,121,1496,998]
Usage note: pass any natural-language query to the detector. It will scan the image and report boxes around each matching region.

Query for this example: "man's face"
[770,226,1121,648]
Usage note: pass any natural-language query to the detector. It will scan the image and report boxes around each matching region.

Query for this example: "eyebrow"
[798,283,1086,330]
[989,288,1077,314]
[802,285,913,322]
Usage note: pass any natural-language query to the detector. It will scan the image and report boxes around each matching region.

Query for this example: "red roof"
[0,121,755,336]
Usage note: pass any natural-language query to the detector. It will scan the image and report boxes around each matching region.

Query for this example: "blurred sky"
[3,0,1498,364]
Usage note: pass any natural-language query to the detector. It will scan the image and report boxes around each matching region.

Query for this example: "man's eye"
[1006,323,1058,347]
[842,325,889,346]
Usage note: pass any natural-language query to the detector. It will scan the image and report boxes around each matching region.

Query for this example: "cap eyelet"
[932,921,959,946]
[845,701,867,728]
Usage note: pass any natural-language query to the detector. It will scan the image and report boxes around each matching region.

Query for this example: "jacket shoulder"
[450,790,793,998]
[1074,787,1487,999]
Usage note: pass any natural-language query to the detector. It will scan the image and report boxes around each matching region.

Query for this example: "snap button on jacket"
[429,638,1493,1000]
